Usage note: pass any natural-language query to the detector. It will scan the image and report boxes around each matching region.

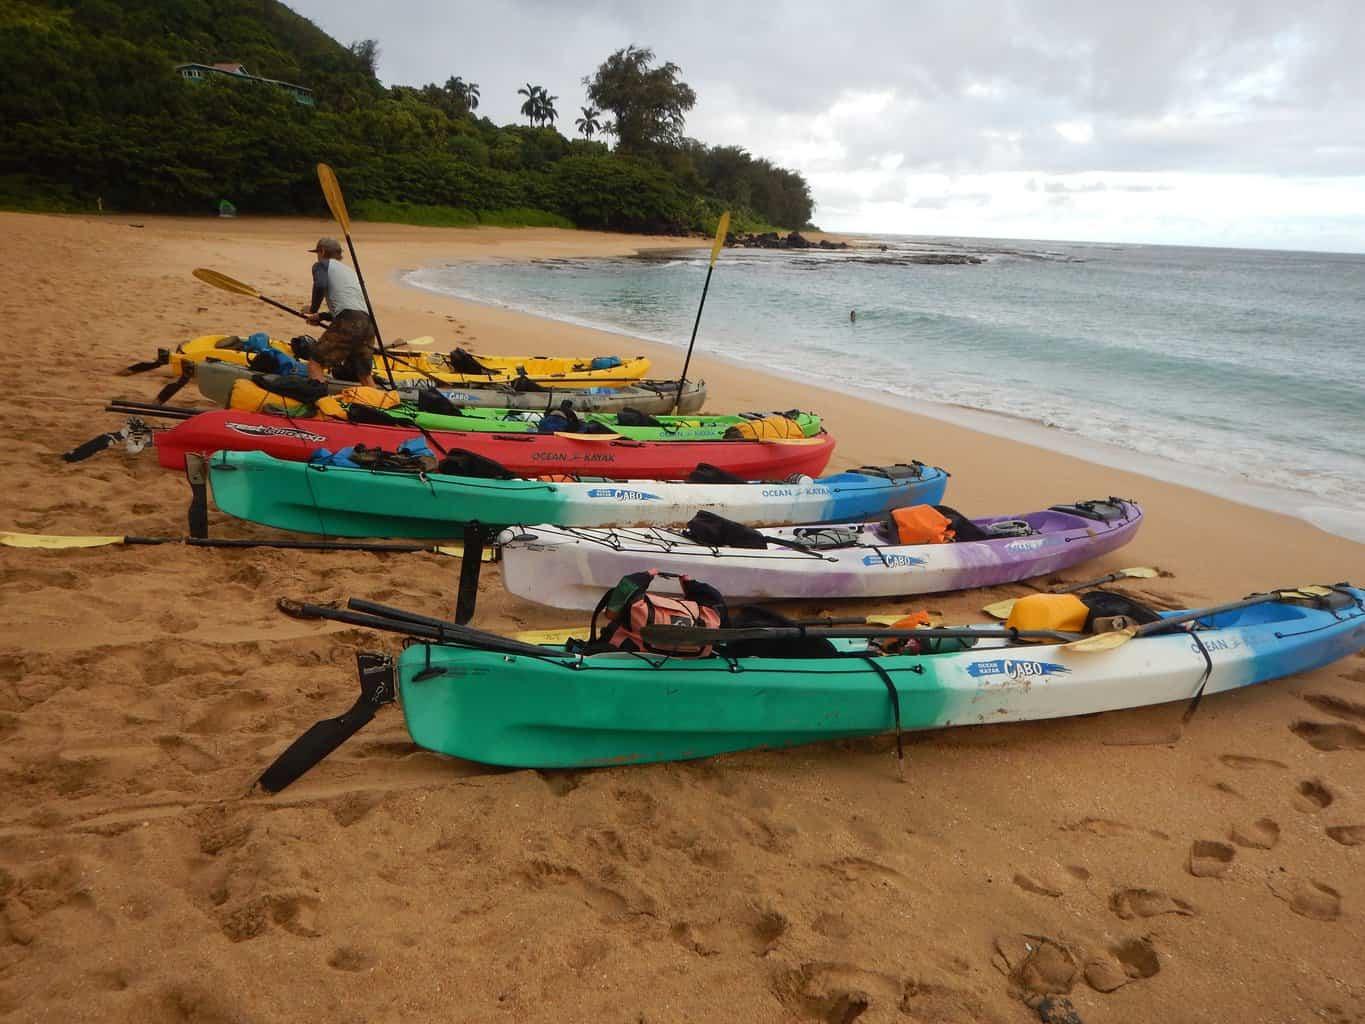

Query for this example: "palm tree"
[575,105,602,139]
[539,93,559,127]
[518,83,544,125]
[444,76,480,113]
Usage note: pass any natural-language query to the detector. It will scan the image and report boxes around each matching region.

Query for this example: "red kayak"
[153,410,837,479]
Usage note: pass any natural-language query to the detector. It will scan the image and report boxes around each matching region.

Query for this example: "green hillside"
[0,0,814,232]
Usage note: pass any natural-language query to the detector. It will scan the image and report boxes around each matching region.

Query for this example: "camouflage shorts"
[313,309,375,372]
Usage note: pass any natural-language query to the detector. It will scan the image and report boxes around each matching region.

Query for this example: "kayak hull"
[498,501,1143,609]
[155,409,836,479]
[394,589,1365,768]
[207,451,949,538]
[193,359,708,414]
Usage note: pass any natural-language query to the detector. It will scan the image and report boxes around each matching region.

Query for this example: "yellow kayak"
[166,335,651,388]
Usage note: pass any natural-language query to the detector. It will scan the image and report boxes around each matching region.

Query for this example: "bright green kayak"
[358,405,822,441]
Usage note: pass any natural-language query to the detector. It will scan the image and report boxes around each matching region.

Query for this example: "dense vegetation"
[0,0,815,233]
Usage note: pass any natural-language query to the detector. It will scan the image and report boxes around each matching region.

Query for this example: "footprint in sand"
[1188,840,1236,878]
[1301,693,1365,722]
[1290,720,1365,752]
[1109,888,1195,920]
[1294,778,1335,812]
[1084,937,1162,992]
[1219,753,1288,770]
[1267,875,1342,921]
[1325,826,1365,847]
[1230,818,1280,850]
[326,946,376,972]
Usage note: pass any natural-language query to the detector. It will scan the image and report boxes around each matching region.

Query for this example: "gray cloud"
[286,0,1365,241]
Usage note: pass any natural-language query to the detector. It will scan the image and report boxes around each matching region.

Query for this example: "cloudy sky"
[291,0,1365,250]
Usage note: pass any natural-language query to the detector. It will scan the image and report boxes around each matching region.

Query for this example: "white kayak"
[498,499,1143,609]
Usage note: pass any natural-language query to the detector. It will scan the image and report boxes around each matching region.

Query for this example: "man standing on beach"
[303,237,377,387]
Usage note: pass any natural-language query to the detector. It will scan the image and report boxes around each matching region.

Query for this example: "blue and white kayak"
[208,451,949,538]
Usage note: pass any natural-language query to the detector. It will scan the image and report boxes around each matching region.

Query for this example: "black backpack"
[416,389,464,415]
[446,348,492,375]
[435,448,517,479]
[687,462,748,484]
[683,510,769,549]
[251,374,328,403]
[1078,590,1163,631]
[617,407,663,428]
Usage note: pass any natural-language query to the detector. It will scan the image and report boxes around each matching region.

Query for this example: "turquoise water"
[406,235,1365,541]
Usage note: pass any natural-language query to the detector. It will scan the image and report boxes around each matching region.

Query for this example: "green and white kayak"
[389,586,1365,768]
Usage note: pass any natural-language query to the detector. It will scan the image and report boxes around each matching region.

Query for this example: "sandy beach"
[1,210,1363,1023]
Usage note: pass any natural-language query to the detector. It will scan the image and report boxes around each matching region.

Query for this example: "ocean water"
[405,235,1365,542]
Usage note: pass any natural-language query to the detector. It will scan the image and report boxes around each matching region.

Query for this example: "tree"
[575,105,602,139]
[517,83,544,125]
[539,93,558,126]
[348,39,379,77]
[584,46,695,152]
[445,76,479,112]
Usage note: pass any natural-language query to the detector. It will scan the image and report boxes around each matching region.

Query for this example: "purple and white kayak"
[498,498,1143,610]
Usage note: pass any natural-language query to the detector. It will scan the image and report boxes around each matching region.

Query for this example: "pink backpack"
[588,570,724,657]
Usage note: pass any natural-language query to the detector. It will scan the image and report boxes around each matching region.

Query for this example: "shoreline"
[401,264,1365,546]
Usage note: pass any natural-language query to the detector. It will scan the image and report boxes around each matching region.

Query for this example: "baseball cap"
[310,237,343,257]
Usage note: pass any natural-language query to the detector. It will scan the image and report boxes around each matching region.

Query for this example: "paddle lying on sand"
[316,162,397,388]
[0,531,494,559]
[982,566,1160,619]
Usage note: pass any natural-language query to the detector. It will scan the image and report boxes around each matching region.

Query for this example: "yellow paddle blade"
[759,436,825,445]
[433,544,497,563]
[1,532,125,549]
[982,597,1016,620]
[1122,567,1160,579]
[1296,585,1334,597]
[317,163,351,233]
[557,432,623,442]
[709,211,731,267]
[512,627,582,645]
[1065,626,1138,652]
[193,267,260,299]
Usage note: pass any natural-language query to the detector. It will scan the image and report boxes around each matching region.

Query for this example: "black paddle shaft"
[642,624,1083,646]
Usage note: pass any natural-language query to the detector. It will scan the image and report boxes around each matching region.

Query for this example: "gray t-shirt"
[310,258,367,316]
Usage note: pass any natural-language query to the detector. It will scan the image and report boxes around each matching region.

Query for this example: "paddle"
[642,623,1082,646]
[511,612,937,647]
[192,268,319,322]
[1064,586,1337,653]
[0,531,493,558]
[280,598,550,658]
[982,566,1160,620]
[316,162,397,389]
[673,210,729,413]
